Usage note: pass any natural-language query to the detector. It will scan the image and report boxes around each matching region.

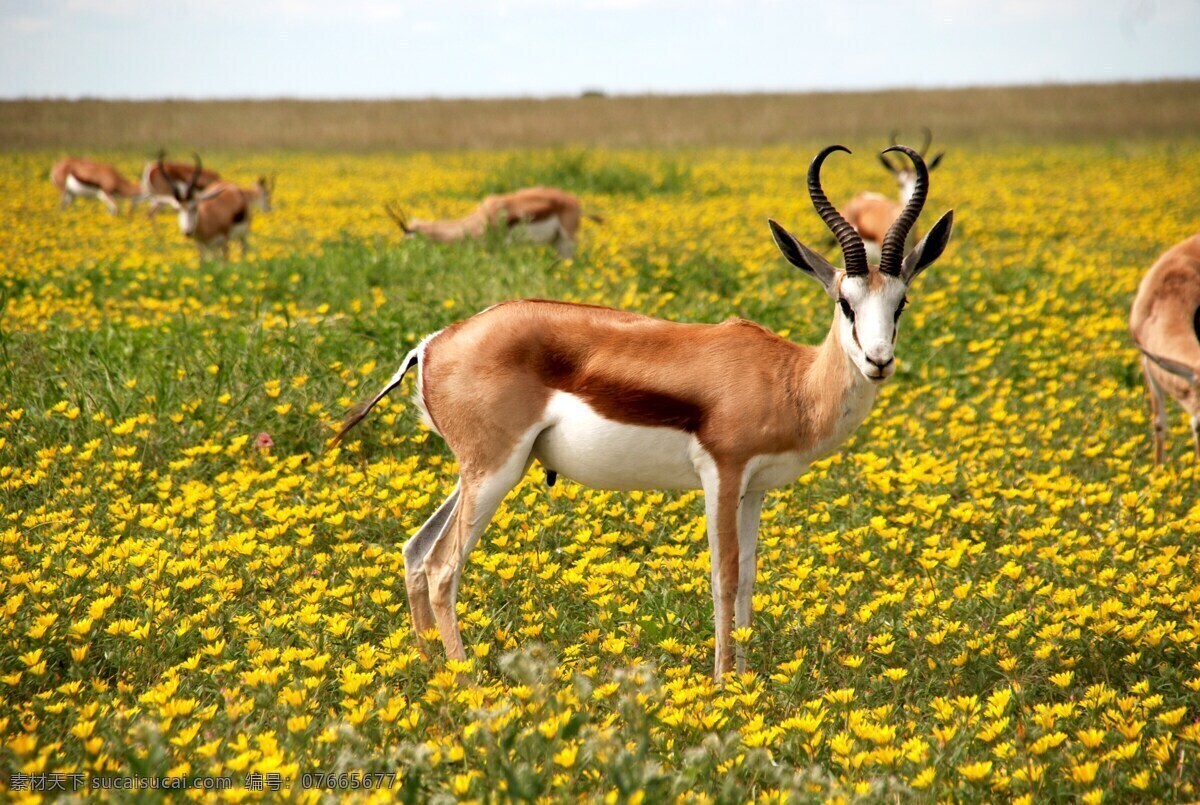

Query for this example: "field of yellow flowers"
[3,142,1200,802]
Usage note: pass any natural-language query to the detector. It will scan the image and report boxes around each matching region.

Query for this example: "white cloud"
[9,14,53,33]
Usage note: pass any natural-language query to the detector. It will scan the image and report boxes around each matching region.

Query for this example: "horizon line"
[3,76,1198,105]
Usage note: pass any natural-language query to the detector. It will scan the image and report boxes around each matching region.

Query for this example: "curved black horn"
[185,153,203,200]
[919,127,933,157]
[808,145,867,276]
[156,154,179,201]
[878,145,928,276]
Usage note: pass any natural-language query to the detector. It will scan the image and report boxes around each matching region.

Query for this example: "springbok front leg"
[735,489,766,673]
[1142,357,1169,465]
[403,484,461,650]
[702,463,746,679]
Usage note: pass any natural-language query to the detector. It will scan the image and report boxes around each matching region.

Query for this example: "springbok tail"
[329,349,419,446]
[585,212,605,225]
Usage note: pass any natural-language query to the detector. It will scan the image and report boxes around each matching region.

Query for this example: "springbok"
[334,145,953,680]
[385,186,601,259]
[159,156,254,261]
[844,129,945,262]
[141,152,222,218]
[49,158,143,215]
[1129,233,1200,464]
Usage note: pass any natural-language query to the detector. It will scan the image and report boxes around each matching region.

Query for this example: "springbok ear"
[878,151,901,174]
[901,210,954,283]
[1141,348,1198,385]
[769,219,838,296]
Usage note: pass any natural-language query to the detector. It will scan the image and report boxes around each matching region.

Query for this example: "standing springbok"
[141,152,222,218]
[385,186,601,259]
[159,156,254,261]
[844,129,945,262]
[1130,233,1200,464]
[334,145,953,679]
[50,158,143,215]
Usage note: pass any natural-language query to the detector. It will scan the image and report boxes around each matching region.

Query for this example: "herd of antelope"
[50,153,274,260]
[50,133,1200,680]
[52,152,599,261]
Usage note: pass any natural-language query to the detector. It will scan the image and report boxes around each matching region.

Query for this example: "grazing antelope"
[844,129,945,262]
[1129,233,1200,464]
[141,152,221,218]
[332,144,953,680]
[49,158,143,215]
[158,156,254,261]
[385,187,601,259]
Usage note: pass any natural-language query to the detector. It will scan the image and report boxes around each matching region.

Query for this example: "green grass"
[4,142,1200,801]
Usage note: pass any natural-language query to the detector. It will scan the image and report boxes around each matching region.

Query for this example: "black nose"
[866,356,894,370]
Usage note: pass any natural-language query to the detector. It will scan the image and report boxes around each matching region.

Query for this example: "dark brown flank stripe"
[536,348,704,433]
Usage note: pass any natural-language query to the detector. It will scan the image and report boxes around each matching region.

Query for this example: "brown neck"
[117,178,143,198]
[411,211,487,242]
[790,314,878,444]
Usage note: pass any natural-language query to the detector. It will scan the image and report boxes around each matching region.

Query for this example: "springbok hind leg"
[402,484,461,651]
[1143,358,1169,465]
[424,449,533,665]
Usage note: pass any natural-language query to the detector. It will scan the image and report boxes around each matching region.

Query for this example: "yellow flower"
[553,744,579,769]
[958,761,992,782]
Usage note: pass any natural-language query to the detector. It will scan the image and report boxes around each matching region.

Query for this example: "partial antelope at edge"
[1130,233,1200,464]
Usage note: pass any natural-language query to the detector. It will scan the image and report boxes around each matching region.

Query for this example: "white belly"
[509,215,561,245]
[532,392,702,490]
[65,175,100,198]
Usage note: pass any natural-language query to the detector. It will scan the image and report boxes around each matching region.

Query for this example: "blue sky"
[2,0,1198,99]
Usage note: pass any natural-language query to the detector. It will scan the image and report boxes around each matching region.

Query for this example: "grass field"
[4,80,1200,151]
[4,125,1200,801]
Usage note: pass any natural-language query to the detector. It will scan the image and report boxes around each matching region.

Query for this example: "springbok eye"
[894,297,908,322]
[838,298,855,322]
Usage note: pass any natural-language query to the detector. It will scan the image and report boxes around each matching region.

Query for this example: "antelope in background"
[385,186,601,258]
[1130,233,1200,464]
[844,129,945,262]
[50,158,143,215]
[334,145,953,680]
[158,156,256,261]
[142,152,222,218]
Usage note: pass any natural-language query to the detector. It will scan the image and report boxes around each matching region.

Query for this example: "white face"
[835,271,910,383]
[896,169,918,204]
[172,199,200,237]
